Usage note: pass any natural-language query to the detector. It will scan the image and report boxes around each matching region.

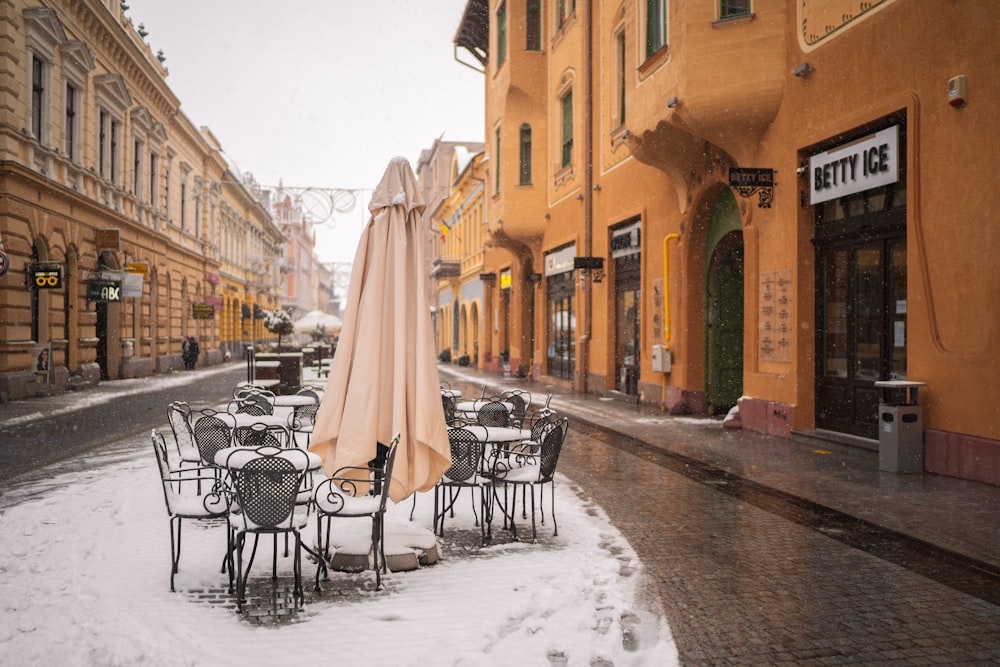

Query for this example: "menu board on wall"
[760,269,792,363]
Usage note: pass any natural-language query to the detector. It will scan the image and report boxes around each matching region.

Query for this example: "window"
[149,151,159,209]
[645,0,668,59]
[65,82,78,160]
[98,111,121,184]
[497,1,507,66]
[526,0,541,50]
[133,138,143,199]
[720,0,751,19]
[180,180,187,231]
[494,127,502,193]
[31,54,46,141]
[519,124,532,185]
[558,0,576,28]
[614,30,626,128]
[561,90,574,168]
[95,74,132,187]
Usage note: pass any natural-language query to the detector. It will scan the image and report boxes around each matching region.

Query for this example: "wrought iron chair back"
[167,401,200,466]
[444,427,487,483]
[234,421,289,449]
[192,410,236,465]
[225,446,311,610]
[501,389,531,427]
[477,400,510,427]
[441,393,456,421]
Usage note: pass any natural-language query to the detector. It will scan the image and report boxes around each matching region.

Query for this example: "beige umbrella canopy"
[310,157,450,502]
[292,309,343,334]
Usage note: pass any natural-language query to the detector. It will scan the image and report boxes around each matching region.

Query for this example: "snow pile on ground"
[0,427,677,666]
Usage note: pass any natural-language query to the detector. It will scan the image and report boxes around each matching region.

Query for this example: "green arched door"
[705,190,744,415]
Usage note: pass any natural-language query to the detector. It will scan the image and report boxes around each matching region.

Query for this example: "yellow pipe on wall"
[661,233,680,410]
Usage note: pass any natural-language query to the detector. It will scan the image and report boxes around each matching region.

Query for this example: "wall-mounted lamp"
[544,212,551,219]
[573,256,605,284]
[667,96,681,108]
[593,184,601,191]
[576,193,584,200]
[621,129,630,139]
[794,63,812,77]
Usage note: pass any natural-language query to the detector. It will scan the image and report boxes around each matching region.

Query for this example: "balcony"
[431,257,462,279]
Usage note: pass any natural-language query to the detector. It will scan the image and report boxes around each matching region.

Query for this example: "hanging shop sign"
[96,228,120,251]
[610,222,642,258]
[809,125,899,205]
[126,262,148,278]
[30,262,63,289]
[87,279,122,302]
[204,295,223,311]
[544,244,577,276]
[729,168,775,208]
[192,303,215,320]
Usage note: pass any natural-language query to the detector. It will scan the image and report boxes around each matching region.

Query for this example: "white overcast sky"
[125,0,485,263]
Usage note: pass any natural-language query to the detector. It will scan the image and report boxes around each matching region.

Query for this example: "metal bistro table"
[454,425,532,541]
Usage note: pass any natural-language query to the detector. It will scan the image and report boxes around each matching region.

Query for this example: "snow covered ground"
[0,367,677,666]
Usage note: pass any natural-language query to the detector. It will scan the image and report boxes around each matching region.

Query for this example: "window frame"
[64,81,79,161]
[559,0,577,28]
[720,0,752,20]
[613,28,627,130]
[526,0,541,50]
[519,123,532,185]
[494,127,502,194]
[645,0,669,60]
[497,1,507,67]
[30,53,48,143]
[561,89,574,168]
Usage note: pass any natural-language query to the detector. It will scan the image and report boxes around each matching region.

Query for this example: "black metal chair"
[151,430,230,592]
[313,433,400,591]
[490,417,569,542]
[477,400,510,427]
[500,389,531,428]
[166,401,202,469]
[225,446,312,611]
[434,427,492,545]
[441,393,456,421]
[191,409,236,467]
[288,402,319,449]
[233,421,290,449]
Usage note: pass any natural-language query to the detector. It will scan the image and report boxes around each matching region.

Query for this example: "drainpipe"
[661,233,679,409]
[578,0,594,395]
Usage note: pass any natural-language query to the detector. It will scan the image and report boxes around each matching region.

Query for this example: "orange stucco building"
[453,0,1000,485]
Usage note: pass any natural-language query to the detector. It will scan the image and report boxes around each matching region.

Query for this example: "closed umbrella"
[310,157,450,501]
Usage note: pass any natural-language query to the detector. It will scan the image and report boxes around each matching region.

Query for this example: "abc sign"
[32,266,63,289]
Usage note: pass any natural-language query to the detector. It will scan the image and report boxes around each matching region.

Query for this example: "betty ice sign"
[810,125,899,205]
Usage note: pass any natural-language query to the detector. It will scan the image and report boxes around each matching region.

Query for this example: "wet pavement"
[439,366,1000,665]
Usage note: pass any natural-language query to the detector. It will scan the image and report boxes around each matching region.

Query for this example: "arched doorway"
[705,190,744,415]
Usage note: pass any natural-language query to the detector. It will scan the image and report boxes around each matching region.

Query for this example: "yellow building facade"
[432,151,487,366]
[455,0,1000,485]
[0,0,283,400]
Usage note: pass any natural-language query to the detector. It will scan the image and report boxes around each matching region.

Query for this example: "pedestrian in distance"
[182,336,198,370]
